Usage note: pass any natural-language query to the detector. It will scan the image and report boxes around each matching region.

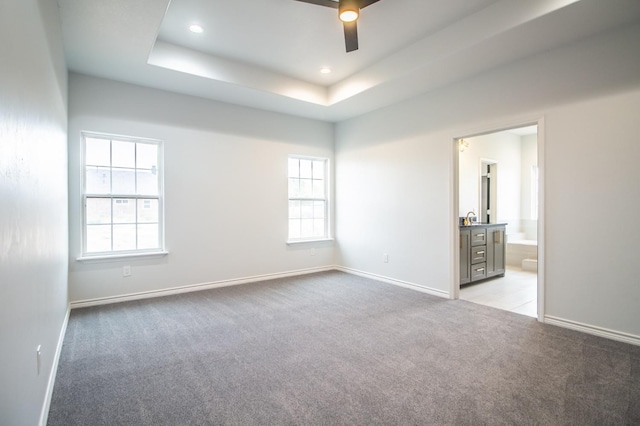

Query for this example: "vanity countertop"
[459,222,508,228]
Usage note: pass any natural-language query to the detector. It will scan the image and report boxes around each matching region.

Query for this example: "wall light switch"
[123,265,131,277]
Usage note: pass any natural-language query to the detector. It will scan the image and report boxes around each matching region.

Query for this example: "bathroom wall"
[520,134,538,240]
[459,130,523,235]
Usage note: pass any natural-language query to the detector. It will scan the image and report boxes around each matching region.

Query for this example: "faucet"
[464,211,476,226]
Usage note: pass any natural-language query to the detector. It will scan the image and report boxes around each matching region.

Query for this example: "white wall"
[520,134,538,240]
[459,131,523,234]
[335,22,640,337]
[68,74,335,302]
[0,0,69,424]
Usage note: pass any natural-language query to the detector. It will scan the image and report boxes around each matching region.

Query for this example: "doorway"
[480,162,496,223]
[455,124,541,319]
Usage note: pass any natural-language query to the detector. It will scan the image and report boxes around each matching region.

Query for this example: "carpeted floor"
[48,271,640,425]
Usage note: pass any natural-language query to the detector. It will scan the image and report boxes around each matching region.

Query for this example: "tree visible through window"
[82,133,164,256]
[288,156,328,241]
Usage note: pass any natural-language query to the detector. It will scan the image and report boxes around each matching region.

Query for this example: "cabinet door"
[486,226,505,277]
[460,229,470,285]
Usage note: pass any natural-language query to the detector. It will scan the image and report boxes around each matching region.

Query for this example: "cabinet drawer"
[471,263,487,281]
[471,229,487,246]
[471,246,486,264]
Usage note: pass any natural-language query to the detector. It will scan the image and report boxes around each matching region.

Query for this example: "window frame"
[287,155,331,244]
[78,131,166,260]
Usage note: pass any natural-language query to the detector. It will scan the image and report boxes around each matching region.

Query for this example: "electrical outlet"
[36,345,41,375]
[123,265,131,277]
[310,248,316,256]
[383,253,389,263]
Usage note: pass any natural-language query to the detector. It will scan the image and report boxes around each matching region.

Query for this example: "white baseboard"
[39,305,71,426]
[544,315,640,347]
[336,266,450,299]
[70,266,336,309]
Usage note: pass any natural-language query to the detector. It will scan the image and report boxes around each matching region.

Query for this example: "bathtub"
[506,238,537,271]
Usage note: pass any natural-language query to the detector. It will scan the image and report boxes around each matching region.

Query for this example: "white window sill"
[286,238,334,245]
[77,251,169,262]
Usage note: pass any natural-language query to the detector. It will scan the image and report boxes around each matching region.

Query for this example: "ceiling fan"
[294,0,381,52]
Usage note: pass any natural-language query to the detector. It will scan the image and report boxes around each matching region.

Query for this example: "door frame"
[451,118,545,323]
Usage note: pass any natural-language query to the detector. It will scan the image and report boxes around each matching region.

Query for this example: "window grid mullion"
[134,143,138,250]
[109,139,114,252]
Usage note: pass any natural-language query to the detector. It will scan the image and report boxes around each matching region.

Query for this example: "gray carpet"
[48,271,640,425]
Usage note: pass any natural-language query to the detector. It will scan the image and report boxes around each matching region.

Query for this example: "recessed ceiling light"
[320,67,332,74]
[189,24,203,34]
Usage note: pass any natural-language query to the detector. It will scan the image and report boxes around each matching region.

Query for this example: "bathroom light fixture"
[339,0,359,22]
[320,67,332,74]
[189,24,203,33]
[459,139,469,152]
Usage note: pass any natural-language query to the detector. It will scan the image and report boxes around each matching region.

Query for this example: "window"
[81,132,164,257]
[288,156,328,241]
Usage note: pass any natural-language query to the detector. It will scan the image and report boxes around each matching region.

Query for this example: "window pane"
[86,198,111,224]
[288,178,300,198]
[138,224,159,249]
[86,166,111,194]
[301,201,313,218]
[137,169,158,195]
[113,198,135,224]
[112,168,136,194]
[112,140,135,168]
[136,143,158,170]
[86,224,111,252]
[113,224,136,251]
[312,180,325,198]
[288,158,299,178]
[300,160,312,179]
[300,219,313,237]
[289,219,300,239]
[314,201,325,219]
[312,160,325,179]
[300,179,313,198]
[83,133,163,256]
[85,137,111,167]
[138,199,158,223]
[313,219,325,237]
[289,200,300,219]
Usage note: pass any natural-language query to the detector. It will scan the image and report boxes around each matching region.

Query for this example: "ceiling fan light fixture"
[339,0,359,22]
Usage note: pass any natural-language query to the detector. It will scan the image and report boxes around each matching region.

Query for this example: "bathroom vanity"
[460,223,506,285]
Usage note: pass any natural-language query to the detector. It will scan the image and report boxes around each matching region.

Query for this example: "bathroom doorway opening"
[456,124,541,319]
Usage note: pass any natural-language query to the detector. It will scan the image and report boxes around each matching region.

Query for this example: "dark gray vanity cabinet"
[460,229,471,285]
[485,226,506,278]
[460,224,506,285]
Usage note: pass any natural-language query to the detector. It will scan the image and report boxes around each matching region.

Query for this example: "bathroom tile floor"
[460,266,537,318]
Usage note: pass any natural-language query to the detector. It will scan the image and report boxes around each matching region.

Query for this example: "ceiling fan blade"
[360,0,381,8]
[293,0,338,8]
[343,21,359,52]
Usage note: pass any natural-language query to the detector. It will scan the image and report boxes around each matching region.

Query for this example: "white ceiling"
[57,0,640,122]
